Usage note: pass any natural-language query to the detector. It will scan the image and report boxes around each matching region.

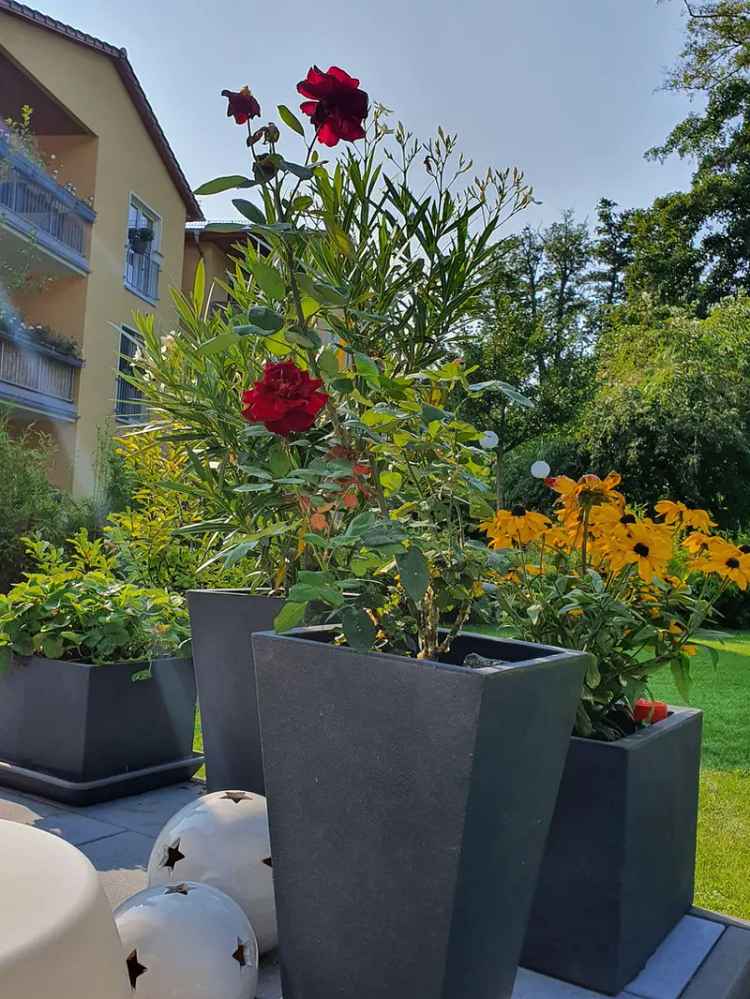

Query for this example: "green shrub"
[0,535,190,667]
[0,416,97,592]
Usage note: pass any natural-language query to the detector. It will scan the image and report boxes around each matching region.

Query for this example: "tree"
[629,2,750,308]
[589,198,633,307]
[462,211,597,476]
[581,295,750,526]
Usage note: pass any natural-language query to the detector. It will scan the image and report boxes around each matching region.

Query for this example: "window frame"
[114,324,147,425]
[123,192,162,304]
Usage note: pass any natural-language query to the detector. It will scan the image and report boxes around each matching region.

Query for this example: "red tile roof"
[0,0,203,220]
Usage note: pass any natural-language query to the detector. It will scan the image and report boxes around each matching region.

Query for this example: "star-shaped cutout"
[161,838,185,872]
[262,856,273,868]
[232,937,251,968]
[164,882,191,895]
[222,791,253,804]
[127,949,148,989]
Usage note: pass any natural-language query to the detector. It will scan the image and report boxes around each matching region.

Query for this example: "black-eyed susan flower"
[608,521,673,582]
[694,541,750,590]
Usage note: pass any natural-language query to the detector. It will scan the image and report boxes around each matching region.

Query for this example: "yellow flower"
[682,531,717,555]
[481,507,552,548]
[608,521,673,583]
[683,508,717,531]
[654,499,688,524]
[694,542,750,590]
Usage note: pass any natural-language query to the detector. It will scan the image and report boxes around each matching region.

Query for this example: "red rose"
[242,361,328,436]
[633,699,669,724]
[297,66,368,147]
[222,86,261,125]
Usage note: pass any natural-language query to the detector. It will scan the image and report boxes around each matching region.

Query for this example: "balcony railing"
[0,333,81,421]
[0,133,95,273]
[125,248,160,302]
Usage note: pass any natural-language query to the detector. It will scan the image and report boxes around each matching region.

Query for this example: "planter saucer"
[0,754,204,806]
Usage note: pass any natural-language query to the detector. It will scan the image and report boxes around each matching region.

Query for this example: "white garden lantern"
[147,789,277,953]
[114,882,258,999]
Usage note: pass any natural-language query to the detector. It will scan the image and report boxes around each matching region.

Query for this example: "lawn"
[649,630,750,920]
[192,630,750,919]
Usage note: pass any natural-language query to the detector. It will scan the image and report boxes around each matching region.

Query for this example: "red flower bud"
[297,65,368,147]
[242,361,329,437]
[633,699,669,724]
[222,86,261,125]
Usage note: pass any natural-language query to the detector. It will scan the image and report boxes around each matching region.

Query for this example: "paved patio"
[1,781,748,998]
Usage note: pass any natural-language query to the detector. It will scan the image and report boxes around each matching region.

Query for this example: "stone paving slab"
[1,782,749,998]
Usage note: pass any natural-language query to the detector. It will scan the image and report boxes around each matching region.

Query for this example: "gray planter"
[521,706,703,994]
[0,655,202,805]
[187,590,281,793]
[253,627,591,999]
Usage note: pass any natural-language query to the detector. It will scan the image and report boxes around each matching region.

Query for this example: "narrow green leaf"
[283,160,315,180]
[201,332,241,354]
[278,104,306,136]
[249,258,286,299]
[194,175,252,196]
[232,198,266,225]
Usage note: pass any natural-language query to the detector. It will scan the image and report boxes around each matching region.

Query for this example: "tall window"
[124,194,161,302]
[115,326,145,423]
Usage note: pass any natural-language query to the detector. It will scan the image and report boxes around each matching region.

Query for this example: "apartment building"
[0,1,205,495]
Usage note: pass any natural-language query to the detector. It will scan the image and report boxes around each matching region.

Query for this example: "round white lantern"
[147,790,277,953]
[530,460,551,479]
[114,882,258,999]
[479,430,499,450]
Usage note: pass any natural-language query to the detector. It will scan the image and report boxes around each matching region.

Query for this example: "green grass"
[649,631,750,919]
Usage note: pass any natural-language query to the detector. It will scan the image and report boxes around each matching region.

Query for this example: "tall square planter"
[187,590,281,793]
[253,627,591,999]
[0,655,202,805]
[521,706,703,995]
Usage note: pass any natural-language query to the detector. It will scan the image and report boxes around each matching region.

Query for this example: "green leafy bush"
[0,417,97,592]
[0,535,190,667]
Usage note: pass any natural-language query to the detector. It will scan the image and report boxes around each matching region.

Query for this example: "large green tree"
[582,294,750,526]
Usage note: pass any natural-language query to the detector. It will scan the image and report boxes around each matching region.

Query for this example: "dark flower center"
[633,542,650,557]
[726,557,740,569]
[620,513,636,524]
[740,545,750,554]
[511,505,526,518]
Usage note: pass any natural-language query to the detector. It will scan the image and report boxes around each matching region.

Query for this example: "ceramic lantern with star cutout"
[146,790,277,953]
[114,882,258,999]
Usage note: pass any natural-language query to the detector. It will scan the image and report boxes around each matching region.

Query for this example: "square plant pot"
[0,655,202,805]
[187,590,281,793]
[253,627,592,999]
[521,706,703,995]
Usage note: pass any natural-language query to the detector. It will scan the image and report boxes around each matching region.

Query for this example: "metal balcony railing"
[0,133,95,272]
[124,248,160,302]
[0,333,81,421]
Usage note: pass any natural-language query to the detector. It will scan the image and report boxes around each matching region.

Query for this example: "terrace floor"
[1,781,748,999]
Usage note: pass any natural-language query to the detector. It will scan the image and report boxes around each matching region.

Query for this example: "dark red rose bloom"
[242,361,328,436]
[633,699,669,724]
[222,86,261,125]
[297,66,368,147]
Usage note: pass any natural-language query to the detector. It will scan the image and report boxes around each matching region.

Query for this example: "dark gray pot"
[253,627,591,999]
[521,706,703,995]
[187,590,281,793]
[0,655,201,805]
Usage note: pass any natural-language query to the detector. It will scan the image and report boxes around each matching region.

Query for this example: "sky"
[34,0,699,231]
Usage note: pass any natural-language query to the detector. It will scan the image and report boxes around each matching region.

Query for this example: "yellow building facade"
[0,2,203,495]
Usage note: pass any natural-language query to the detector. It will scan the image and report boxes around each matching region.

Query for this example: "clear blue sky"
[36,0,697,230]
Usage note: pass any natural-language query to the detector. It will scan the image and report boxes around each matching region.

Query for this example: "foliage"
[582,296,750,527]
[0,417,97,593]
[482,472,736,739]
[0,310,81,359]
[102,433,252,592]
[0,533,190,668]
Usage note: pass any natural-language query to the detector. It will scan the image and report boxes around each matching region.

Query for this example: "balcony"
[0,331,81,421]
[0,133,95,277]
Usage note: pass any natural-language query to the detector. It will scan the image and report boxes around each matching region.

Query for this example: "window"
[124,194,161,302]
[115,327,145,423]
